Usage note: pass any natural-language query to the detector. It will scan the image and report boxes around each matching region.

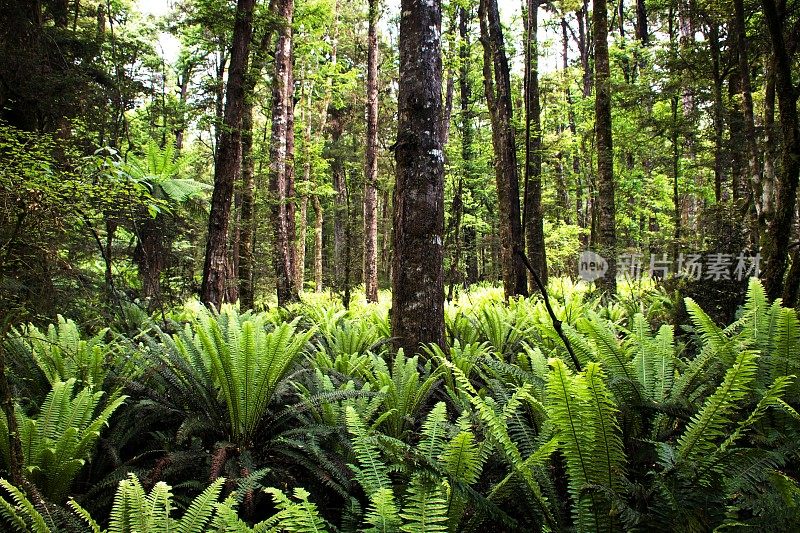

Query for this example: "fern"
[346,406,391,497]
[0,478,53,533]
[546,359,625,531]
[261,487,329,532]
[676,351,758,465]
[2,379,126,502]
[398,476,449,533]
[155,306,315,446]
[419,402,449,464]
[364,487,401,533]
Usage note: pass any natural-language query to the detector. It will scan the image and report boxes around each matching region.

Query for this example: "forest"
[1,0,800,530]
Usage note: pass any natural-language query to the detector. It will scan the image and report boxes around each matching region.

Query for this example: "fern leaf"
[177,477,225,533]
[676,351,758,464]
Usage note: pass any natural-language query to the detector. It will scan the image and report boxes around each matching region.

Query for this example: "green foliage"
[2,280,799,532]
[0,379,126,502]
[546,359,626,531]
[5,316,131,403]
[153,304,315,446]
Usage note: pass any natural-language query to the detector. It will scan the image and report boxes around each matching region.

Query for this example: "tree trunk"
[286,64,298,293]
[200,0,255,308]
[728,73,747,202]
[392,0,446,354]
[593,0,617,293]
[459,6,478,288]
[239,10,277,309]
[269,0,299,306]
[239,100,255,309]
[762,60,777,228]
[295,91,312,293]
[635,0,648,44]
[313,195,324,292]
[523,0,547,290]
[479,0,527,299]
[733,0,762,241]
[330,106,347,293]
[364,0,380,303]
[707,22,725,202]
[762,0,800,300]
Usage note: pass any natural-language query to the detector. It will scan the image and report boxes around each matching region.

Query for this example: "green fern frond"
[346,406,391,497]
[440,431,483,486]
[676,351,758,465]
[399,476,449,533]
[419,402,449,464]
[364,488,401,533]
[0,479,52,533]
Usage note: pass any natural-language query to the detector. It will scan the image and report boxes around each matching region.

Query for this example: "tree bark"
[201,0,256,308]
[392,0,446,354]
[269,0,299,306]
[733,0,763,240]
[707,22,725,202]
[364,0,380,303]
[593,0,617,293]
[313,195,324,292]
[762,0,800,300]
[330,106,347,293]
[459,6,478,288]
[479,0,527,299]
[523,0,547,290]
[635,0,648,44]
[239,99,256,309]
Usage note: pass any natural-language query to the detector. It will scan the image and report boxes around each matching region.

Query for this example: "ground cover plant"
[1,278,798,532]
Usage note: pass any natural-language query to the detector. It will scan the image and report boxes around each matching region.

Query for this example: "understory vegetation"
[2,278,799,532]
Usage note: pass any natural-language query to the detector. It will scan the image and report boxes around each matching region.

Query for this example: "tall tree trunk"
[286,64,298,292]
[479,0,527,298]
[635,0,648,44]
[330,106,347,293]
[364,0,380,303]
[269,0,299,306]
[313,195,324,291]
[458,6,478,288]
[295,89,312,293]
[762,0,800,300]
[562,18,584,231]
[447,5,474,294]
[728,72,747,202]
[200,0,256,308]
[707,22,725,202]
[762,60,777,229]
[593,0,617,293]
[733,0,762,241]
[239,100,255,309]
[523,0,547,290]
[239,10,277,309]
[392,0,446,354]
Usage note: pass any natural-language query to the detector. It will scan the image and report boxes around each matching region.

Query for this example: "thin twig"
[514,247,582,371]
